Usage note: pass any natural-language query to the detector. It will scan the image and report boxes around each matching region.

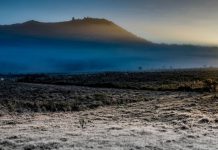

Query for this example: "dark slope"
[0,18,148,44]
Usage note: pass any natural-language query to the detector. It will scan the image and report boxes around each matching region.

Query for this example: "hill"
[0,17,148,44]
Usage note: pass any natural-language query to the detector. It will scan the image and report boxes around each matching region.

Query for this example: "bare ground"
[1,83,218,149]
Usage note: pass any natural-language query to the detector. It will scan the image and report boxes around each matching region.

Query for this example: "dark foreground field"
[17,68,218,92]
[1,69,218,149]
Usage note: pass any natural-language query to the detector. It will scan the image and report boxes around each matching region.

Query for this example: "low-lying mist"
[0,36,218,74]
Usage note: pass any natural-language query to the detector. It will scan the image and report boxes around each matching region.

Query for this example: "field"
[1,69,218,149]
[17,68,218,92]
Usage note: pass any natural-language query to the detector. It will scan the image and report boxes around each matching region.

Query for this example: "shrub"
[177,85,192,92]
[79,118,86,129]
[93,93,110,105]
[204,79,217,92]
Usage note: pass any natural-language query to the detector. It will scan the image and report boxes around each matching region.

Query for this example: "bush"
[93,93,110,105]
[177,85,192,92]
[204,79,217,92]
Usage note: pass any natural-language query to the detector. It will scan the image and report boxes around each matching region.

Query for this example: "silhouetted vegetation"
[17,68,218,92]
[203,79,217,92]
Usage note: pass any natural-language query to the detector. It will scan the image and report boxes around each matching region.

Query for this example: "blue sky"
[1,0,218,46]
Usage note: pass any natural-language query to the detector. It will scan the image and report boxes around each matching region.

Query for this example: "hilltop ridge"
[0,17,148,43]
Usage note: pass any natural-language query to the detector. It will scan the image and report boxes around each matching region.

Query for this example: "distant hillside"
[0,17,148,44]
[0,17,218,73]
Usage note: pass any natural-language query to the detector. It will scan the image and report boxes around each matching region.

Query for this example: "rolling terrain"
[1,69,218,149]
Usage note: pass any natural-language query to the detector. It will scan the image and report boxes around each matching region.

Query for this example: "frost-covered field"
[1,82,218,149]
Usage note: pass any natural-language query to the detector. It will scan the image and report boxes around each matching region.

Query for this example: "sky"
[1,0,218,46]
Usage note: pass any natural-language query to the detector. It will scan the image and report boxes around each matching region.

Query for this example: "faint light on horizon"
[124,23,218,46]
